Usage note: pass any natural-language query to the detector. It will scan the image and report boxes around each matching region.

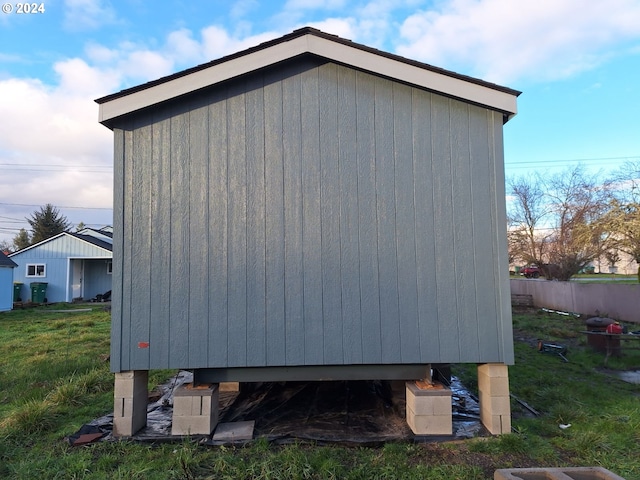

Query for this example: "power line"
[513,155,640,165]
[506,155,640,170]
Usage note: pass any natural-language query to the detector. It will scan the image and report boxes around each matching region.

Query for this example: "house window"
[26,263,46,277]
[107,261,113,274]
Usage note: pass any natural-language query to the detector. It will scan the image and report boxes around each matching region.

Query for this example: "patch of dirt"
[411,443,548,478]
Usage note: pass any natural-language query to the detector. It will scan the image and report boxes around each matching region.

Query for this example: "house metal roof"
[96,27,520,127]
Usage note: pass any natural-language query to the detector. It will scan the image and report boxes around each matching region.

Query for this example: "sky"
[1,0,639,245]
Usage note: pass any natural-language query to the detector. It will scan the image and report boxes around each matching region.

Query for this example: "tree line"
[508,161,640,281]
[3,162,640,284]
[0,204,74,253]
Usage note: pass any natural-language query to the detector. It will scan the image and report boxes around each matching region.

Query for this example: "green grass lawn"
[1,305,639,479]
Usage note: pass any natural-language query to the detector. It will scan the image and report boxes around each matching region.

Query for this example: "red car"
[521,265,541,278]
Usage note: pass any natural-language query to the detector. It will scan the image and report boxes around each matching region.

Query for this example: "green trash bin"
[30,282,48,303]
[13,282,23,302]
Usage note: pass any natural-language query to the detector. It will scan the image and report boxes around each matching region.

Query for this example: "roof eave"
[96,28,519,128]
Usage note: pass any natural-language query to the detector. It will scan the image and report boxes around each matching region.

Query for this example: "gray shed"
[97,27,519,436]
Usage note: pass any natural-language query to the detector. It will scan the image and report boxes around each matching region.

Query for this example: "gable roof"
[0,251,17,268]
[96,27,520,128]
[8,231,112,257]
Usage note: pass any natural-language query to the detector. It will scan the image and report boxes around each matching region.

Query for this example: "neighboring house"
[9,227,113,303]
[0,251,18,311]
[98,27,519,435]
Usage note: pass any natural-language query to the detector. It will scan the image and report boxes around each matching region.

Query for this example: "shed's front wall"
[111,58,513,373]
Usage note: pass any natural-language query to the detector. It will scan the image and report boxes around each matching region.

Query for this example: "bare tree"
[507,166,612,281]
[507,173,552,268]
[543,166,611,280]
[0,239,13,254]
[603,160,640,281]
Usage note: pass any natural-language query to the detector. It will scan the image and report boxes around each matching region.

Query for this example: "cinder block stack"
[171,383,220,436]
[113,370,148,437]
[405,380,452,435]
[478,363,511,434]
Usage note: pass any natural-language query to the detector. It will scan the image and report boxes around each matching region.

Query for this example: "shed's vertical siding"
[375,76,401,364]
[394,83,420,363]
[111,59,514,372]
[301,66,324,365]
[355,71,382,364]
[491,113,515,362]
[227,82,249,368]
[111,129,124,371]
[169,110,190,368]
[130,116,152,370]
[319,63,343,365]
[149,105,172,369]
[188,100,210,367]
[412,89,439,359]
[338,66,362,364]
[263,73,286,367]
[245,76,267,367]
[207,92,229,367]
[430,94,458,362]
[283,66,305,366]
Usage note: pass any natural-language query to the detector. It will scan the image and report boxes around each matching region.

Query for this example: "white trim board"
[97,29,518,125]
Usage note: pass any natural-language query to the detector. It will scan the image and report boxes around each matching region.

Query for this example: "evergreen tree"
[27,204,72,244]
[12,228,31,251]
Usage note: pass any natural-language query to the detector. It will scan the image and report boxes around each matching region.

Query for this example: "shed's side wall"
[111,59,514,372]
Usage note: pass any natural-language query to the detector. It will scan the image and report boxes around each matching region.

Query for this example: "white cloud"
[306,18,357,39]
[201,25,280,60]
[0,23,290,243]
[85,43,119,64]
[0,60,114,241]
[166,29,204,65]
[121,50,175,80]
[230,0,260,19]
[63,0,118,31]
[55,58,120,96]
[396,0,640,84]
